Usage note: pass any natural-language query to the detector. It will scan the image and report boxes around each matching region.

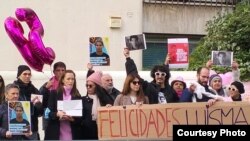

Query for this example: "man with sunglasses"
[124,48,178,104]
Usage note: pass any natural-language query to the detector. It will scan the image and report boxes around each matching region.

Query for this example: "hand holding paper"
[57,100,82,117]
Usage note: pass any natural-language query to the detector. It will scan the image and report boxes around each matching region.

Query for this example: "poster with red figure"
[167,38,189,68]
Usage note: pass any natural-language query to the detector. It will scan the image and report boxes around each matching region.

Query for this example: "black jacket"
[14,79,43,132]
[81,96,98,140]
[125,57,179,104]
[44,90,82,140]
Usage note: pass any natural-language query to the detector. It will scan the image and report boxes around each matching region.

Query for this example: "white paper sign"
[57,100,82,117]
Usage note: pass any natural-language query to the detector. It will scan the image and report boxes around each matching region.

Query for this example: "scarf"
[63,86,72,100]
[49,76,60,90]
[176,91,183,98]
[88,94,100,121]
[59,86,72,140]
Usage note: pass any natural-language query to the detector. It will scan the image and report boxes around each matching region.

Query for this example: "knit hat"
[209,74,222,86]
[17,65,31,78]
[231,81,245,94]
[87,71,103,86]
[171,76,186,89]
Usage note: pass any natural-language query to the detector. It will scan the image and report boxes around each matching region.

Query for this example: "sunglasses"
[132,81,141,85]
[86,84,94,88]
[155,72,167,77]
[228,87,238,91]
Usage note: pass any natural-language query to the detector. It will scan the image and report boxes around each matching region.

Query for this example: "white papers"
[57,100,82,117]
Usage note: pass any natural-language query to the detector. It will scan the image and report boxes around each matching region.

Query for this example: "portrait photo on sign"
[125,34,146,51]
[8,101,31,135]
[211,51,233,67]
[89,37,110,66]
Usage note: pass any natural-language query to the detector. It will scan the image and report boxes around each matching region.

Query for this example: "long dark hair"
[0,75,5,104]
[122,74,145,102]
[57,70,80,97]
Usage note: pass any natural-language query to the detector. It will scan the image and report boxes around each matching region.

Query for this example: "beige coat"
[114,94,149,106]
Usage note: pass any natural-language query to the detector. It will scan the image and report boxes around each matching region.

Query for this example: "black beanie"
[231,81,245,94]
[17,65,31,78]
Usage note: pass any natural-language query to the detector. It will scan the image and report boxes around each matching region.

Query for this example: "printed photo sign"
[89,37,110,66]
[168,38,189,68]
[212,51,233,67]
[125,34,146,51]
[8,101,31,135]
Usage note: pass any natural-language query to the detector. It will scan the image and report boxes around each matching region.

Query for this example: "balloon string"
[42,71,50,80]
[41,65,53,79]
[50,65,53,77]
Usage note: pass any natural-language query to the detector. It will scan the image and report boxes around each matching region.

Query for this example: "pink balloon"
[29,31,55,65]
[15,8,44,36]
[4,8,55,71]
[218,72,232,86]
[4,17,44,72]
[15,8,55,65]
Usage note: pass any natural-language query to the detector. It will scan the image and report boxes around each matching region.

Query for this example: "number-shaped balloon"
[4,8,55,71]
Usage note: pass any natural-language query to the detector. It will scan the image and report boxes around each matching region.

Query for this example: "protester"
[39,61,66,133]
[170,76,196,102]
[206,60,240,86]
[13,65,43,140]
[124,48,178,104]
[0,75,5,104]
[114,73,149,106]
[87,63,120,103]
[45,70,82,140]
[0,83,32,140]
[207,81,246,107]
[81,71,113,140]
[208,74,228,97]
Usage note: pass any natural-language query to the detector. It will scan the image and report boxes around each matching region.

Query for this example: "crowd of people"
[0,48,248,140]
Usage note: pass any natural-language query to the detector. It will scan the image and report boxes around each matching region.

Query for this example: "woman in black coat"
[81,71,113,140]
[44,70,82,140]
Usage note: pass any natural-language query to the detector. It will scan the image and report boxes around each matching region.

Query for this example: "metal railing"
[143,0,243,7]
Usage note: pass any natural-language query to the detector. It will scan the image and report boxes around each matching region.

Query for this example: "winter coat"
[125,57,179,104]
[13,79,43,132]
[44,90,82,140]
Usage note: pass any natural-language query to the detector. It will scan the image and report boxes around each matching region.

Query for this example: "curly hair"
[150,65,171,83]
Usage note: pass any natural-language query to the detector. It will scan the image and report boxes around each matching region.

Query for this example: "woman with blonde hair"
[114,74,149,106]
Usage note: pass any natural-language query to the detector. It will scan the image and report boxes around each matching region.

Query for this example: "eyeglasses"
[228,87,238,91]
[132,81,141,85]
[155,72,167,77]
[86,84,94,88]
